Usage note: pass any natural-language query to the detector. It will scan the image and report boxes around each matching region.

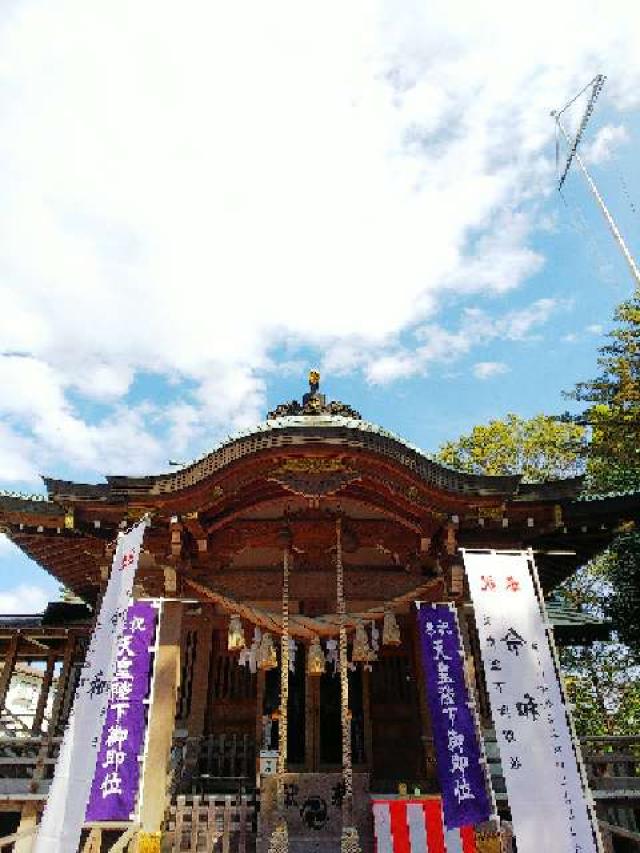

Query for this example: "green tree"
[570,288,640,494]
[436,409,638,735]
[556,563,640,736]
[568,288,640,655]
[601,530,640,652]
[435,413,586,482]
[562,641,640,736]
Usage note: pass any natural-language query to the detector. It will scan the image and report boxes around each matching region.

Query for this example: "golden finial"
[308,369,320,389]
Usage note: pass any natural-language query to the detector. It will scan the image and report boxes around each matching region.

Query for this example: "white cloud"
[586,323,604,334]
[0,584,51,615]
[473,361,510,380]
[0,534,12,556]
[365,298,559,384]
[499,298,558,341]
[0,1,639,480]
[583,124,630,165]
[0,423,40,481]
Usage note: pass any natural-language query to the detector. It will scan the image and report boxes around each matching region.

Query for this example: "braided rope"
[337,518,362,853]
[277,547,289,793]
[180,569,442,640]
[336,518,352,817]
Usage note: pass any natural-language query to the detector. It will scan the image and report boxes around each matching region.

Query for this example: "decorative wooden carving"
[268,458,360,498]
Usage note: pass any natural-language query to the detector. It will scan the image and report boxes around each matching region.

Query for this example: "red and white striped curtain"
[372,798,478,853]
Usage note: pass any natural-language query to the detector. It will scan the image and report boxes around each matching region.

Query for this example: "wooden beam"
[12,803,39,853]
[31,651,56,735]
[0,823,37,852]
[48,634,76,735]
[138,600,184,836]
[0,636,19,714]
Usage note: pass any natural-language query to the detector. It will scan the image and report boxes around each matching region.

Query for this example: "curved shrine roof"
[41,413,581,503]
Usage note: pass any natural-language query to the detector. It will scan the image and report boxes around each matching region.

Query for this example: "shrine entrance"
[264,652,366,772]
[308,666,365,771]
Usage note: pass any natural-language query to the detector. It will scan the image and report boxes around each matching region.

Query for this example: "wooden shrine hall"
[0,373,639,852]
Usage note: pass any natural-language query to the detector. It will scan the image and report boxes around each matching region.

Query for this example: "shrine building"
[0,374,638,852]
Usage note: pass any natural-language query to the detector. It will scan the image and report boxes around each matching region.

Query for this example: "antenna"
[551,75,640,288]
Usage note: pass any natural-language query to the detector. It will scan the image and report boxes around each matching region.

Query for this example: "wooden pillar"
[0,635,19,714]
[14,802,39,853]
[361,668,373,771]
[48,634,76,735]
[31,651,56,734]
[305,671,319,772]
[186,609,213,737]
[256,667,266,769]
[139,600,184,837]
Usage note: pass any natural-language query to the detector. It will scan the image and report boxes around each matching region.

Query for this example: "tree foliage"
[435,394,639,734]
[435,413,586,482]
[557,563,640,736]
[570,288,640,494]
[567,289,640,657]
[601,530,640,652]
[561,640,640,736]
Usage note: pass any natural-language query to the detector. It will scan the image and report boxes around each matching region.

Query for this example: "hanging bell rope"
[278,545,290,785]
[268,543,291,853]
[336,518,362,853]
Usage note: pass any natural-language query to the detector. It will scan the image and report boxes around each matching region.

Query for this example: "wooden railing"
[581,736,640,796]
[172,734,256,795]
[0,826,37,850]
[0,736,61,796]
[165,794,257,853]
[81,824,140,853]
[599,821,640,853]
[581,736,640,849]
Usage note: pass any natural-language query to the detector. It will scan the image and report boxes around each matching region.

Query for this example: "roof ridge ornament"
[267,370,362,420]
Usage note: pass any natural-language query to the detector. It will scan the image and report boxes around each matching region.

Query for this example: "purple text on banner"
[417,603,492,829]
[86,601,158,821]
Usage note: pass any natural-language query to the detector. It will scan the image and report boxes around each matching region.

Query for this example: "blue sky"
[1,1,639,611]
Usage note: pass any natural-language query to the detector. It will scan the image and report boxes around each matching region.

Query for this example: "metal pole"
[556,116,640,288]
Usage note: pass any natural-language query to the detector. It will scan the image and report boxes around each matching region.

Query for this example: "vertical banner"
[34,518,148,853]
[464,550,600,853]
[86,600,158,821]
[416,603,492,830]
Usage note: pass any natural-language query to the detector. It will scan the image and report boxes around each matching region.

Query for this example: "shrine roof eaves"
[33,414,591,503]
[37,415,523,499]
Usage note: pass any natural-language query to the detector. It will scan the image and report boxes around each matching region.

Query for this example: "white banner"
[34,518,148,853]
[464,550,600,853]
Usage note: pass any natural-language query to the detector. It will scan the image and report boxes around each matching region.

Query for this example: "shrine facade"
[0,376,638,851]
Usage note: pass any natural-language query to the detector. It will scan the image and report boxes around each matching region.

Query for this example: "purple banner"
[417,603,491,829]
[86,601,158,821]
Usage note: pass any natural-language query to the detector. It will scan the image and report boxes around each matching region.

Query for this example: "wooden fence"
[165,794,256,853]
[172,735,256,795]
